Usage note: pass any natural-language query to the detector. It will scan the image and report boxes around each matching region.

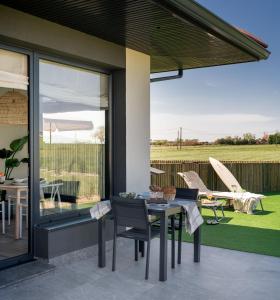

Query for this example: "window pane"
[0,48,29,259]
[39,60,108,217]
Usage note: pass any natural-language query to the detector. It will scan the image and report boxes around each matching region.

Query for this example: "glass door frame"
[0,41,113,270]
[0,42,34,270]
[33,52,112,224]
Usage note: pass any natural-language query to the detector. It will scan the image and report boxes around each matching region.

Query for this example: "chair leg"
[178,212,183,264]
[112,226,117,272]
[221,205,225,218]
[19,205,23,239]
[134,240,139,261]
[1,202,5,234]
[213,207,218,221]
[26,208,28,229]
[8,197,11,225]
[139,241,145,257]
[171,216,175,269]
[145,239,151,280]
[260,199,264,211]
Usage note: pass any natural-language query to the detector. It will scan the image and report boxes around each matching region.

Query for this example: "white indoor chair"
[19,200,28,239]
[7,191,28,225]
[1,200,5,234]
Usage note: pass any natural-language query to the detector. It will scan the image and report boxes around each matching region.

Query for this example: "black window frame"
[0,42,34,270]
[0,39,114,269]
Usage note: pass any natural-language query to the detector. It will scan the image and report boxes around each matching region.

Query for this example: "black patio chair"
[175,188,199,264]
[150,188,199,265]
[176,188,199,201]
[111,196,175,280]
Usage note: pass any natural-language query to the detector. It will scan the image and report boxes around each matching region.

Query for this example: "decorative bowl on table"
[162,186,176,201]
[12,178,28,185]
[119,192,136,199]
[149,186,176,202]
[149,185,162,192]
[146,191,168,204]
[137,192,150,199]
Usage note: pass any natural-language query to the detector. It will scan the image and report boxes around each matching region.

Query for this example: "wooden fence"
[151,160,280,193]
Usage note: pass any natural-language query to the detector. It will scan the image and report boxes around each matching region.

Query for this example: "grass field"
[181,193,280,257]
[151,144,280,161]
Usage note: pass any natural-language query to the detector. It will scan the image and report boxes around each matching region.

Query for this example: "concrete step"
[0,260,55,289]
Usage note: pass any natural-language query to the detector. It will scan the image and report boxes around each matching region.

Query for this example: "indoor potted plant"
[0,135,29,181]
[0,136,29,201]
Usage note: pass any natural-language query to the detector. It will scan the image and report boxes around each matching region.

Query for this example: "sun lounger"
[178,170,263,214]
[178,171,225,221]
[209,157,264,213]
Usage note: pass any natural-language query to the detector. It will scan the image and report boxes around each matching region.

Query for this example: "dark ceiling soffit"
[151,0,270,61]
[155,57,258,74]
[1,0,270,75]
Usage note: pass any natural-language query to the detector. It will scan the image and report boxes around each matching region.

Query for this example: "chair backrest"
[111,196,149,230]
[178,171,211,194]
[209,157,243,192]
[176,188,199,201]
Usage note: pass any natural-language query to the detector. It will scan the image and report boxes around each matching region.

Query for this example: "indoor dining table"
[0,183,28,240]
[0,181,64,239]
[98,199,201,282]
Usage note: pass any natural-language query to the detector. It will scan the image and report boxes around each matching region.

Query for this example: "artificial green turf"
[182,193,280,257]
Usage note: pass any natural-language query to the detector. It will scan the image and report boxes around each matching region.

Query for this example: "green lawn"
[151,144,280,161]
[182,193,280,257]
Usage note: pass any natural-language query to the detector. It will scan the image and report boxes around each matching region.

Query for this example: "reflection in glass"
[39,60,108,216]
[0,48,29,260]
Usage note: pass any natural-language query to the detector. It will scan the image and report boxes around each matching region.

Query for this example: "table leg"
[171,216,175,269]
[159,213,168,281]
[98,217,106,268]
[178,212,183,264]
[55,186,62,212]
[193,226,201,263]
[15,189,20,240]
[57,187,61,204]
[139,240,145,257]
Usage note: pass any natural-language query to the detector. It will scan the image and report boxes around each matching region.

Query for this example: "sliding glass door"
[0,44,110,270]
[0,46,31,269]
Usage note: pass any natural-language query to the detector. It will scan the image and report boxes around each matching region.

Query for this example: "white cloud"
[205,81,218,88]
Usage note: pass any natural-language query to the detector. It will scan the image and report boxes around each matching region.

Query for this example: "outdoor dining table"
[98,199,201,282]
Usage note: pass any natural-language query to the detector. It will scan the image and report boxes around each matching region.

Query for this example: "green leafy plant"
[0,136,29,179]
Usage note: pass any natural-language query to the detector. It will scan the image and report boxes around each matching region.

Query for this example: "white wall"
[126,48,150,193]
[0,125,28,179]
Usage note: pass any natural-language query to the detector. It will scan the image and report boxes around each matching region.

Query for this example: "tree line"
[151,132,280,146]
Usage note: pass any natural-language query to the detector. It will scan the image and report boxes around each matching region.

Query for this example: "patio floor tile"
[0,240,279,300]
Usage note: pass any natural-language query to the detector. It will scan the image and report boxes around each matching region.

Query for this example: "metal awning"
[2,0,270,73]
[43,118,94,132]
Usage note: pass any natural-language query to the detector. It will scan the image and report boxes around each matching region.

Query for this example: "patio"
[0,1,274,293]
[0,239,279,300]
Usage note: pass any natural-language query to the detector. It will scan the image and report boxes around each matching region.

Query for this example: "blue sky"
[151,0,279,141]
